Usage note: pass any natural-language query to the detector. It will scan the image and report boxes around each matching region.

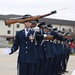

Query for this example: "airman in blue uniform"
[61,32,71,74]
[40,24,54,75]
[9,15,44,75]
[33,22,45,75]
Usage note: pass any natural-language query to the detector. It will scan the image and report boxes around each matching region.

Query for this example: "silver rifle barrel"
[57,7,68,12]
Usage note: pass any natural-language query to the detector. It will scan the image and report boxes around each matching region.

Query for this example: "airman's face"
[30,21,37,28]
[43,28,49,32]
[31,23,37,28]
[24,21,31,28]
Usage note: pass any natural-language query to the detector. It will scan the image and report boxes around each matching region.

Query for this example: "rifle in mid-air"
[5,7,67,26]
[5,10,57,26]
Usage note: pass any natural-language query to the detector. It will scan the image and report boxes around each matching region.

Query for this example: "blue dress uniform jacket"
[35,30,44,58]
[10,29,39,63]
[42,32,53,58]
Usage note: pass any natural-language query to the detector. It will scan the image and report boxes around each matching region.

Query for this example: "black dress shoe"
[56,74,62,75]
[64,70,69,73]
[59,72,64,74]
[55,73,62,75]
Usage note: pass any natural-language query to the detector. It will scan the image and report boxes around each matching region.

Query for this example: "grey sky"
[0,0,75,21]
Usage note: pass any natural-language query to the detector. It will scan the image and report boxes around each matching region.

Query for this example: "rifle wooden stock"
[45,35,54,40]
[5,10,57,26]
[65,35,71,39]
[5,16,41,26]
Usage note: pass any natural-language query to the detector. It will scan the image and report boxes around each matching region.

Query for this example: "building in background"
[0,14,24,42]
[39,18,75,33]
[0,14,75,42]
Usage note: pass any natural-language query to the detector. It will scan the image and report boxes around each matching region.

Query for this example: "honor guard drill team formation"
[4,14,74,75]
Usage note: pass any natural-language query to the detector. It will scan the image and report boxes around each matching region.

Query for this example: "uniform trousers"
[42,58,49,75]
[17,63,34,75]
[34,59,44,75]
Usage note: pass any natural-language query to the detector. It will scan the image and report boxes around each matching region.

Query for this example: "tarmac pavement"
[0,48,75,75]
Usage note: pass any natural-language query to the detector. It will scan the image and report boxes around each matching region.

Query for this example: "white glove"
[3,48,11,55]
[43,34,47,38]
[33,27,40,32]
